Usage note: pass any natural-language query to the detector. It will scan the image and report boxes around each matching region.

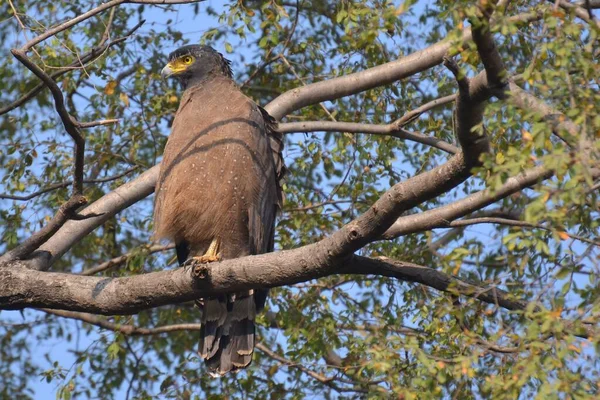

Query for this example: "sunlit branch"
[278,121,458,154]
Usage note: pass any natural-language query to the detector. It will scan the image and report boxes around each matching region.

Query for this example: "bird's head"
[161,45,233,88]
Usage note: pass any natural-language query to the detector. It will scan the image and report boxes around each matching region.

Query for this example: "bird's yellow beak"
[161,60,190,79]
[161,63,175,79]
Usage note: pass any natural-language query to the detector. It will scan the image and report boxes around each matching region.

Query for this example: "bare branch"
[42,309,200,335]
[449,216,600,247]
[11,49,86,195]
[277,121,458,154]
[0,166,138,201]
[393,93,457,127]
[75,119,121,129]
[382,166,554,239]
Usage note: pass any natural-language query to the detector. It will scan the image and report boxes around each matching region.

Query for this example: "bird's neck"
[182,73,234,92]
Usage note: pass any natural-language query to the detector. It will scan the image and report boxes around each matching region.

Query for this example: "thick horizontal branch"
[277,121,458,154]
[9,252,596,338]
[0,253,527,315]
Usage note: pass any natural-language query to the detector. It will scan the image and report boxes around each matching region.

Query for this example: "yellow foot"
[182,237,222,279]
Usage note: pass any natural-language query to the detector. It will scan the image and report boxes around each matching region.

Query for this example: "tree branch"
[42,308,200,335]
[79,244,174,276]
[0,166,138,201]
[264,11,541,120]
[277,121,458,154]
[382,166,554,239]
[28,166,159,270]
[0,20,144,116]
[0,195,88,263]
[0,253,526,314]
[11,49,86,195]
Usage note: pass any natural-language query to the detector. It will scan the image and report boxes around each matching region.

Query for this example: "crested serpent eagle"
[154,45,285,375]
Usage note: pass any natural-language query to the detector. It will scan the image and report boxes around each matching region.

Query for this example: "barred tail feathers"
[199,291,257,375]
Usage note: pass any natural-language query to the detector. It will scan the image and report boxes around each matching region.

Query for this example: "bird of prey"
[154,45,285,375]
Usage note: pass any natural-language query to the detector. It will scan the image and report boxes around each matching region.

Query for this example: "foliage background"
[0,0,599,398]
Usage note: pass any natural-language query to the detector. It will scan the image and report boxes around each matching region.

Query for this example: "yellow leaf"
[169,95,178,103]
[522,130,532,142]
[541,192,550,203]
[395,3,408,16]
[496,152,505,165]
[557,231,570,240]
[568,344,581,354]
[104,80,117,95]
[119,92,130,107]
[452,262,461,275]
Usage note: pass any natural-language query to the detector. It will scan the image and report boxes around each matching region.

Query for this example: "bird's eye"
[182,56,193,64]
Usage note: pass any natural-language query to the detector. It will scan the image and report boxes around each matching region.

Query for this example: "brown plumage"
[153,45,284,375]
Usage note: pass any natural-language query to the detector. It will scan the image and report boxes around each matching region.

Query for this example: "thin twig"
[41,309,201,335]
[76,118,121,128]
[449,216,600,247]
[0,166,138,201]
[79,244,174,276]
[278,120,459,154]
[0,195,88,262]
[0,20,145,116]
